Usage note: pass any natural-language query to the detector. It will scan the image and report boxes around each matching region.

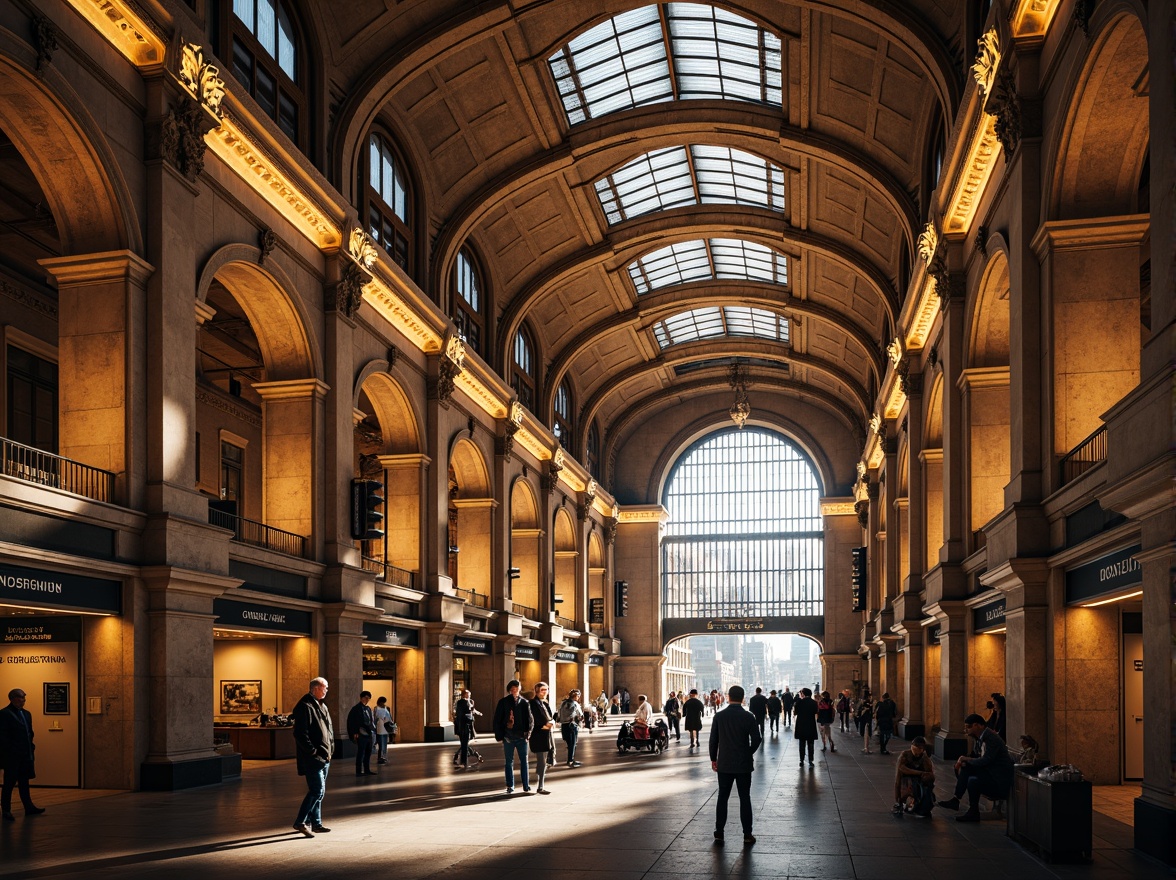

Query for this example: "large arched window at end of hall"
[661,427,824,620]
[511,326,536,413]
[454,247,484,357]
[223,0,306,145]
[553,378,574,453]
[367,131,413,274]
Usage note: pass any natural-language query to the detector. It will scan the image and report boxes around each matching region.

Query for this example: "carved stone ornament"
[856,460,867,479]
[444,332,467,373]
[989,68,1022,155]
[334,261,366,318]
[258,227,276,264]
[434,358,461,408]
[916,222,939,267]
[551,447,566,474]
[577,500,591,521]
[896,356,911,393]
[866,479,880,501]
[604,516,619,546]
[386,345,400,371]
[499,406,522,461]
[901,369,922,396]
[880,435,896,455]
[928,345,939,370]
[869,413,882,435]
[854,499,869,529]
[179,42,225,118]
[509,400,525,427]
[585,479,598,504]
[541,473,559,495]
[1073,0,1095,37]
[33,13,58,77]
[886,337,903,367]
[974,225,988,257]
[159,98,210,180]
[972,27,1001,98]
[348,227,378,270]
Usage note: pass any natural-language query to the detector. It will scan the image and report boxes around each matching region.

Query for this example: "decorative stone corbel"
[32,13,58,77]
[258,227,276,264]
[854,499,870,529]
[431,332,466,408]
[543,447,566,495]
[497,401,524,461]
[386,345,401,371]
[178,42,225,119]
[988,67,1022,155]
[604,515,618,546]
[348,227,378,270]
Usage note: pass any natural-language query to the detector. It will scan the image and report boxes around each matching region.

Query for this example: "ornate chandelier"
[728,364,751,429]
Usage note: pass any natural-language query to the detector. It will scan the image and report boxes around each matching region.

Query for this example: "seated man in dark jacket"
[709,685,763,845]
[938,713,1014,821]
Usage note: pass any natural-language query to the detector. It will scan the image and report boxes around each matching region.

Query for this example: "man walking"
[492,679,534,794]
[709,685,763,846]
[747,687,768,736]
[875,692,898,755]
[766,689,782,734]
[1,688,44,820]
[292,677,334,837]
[781,687,795,728]
[937,714,1014,821]
[347,690,375,776]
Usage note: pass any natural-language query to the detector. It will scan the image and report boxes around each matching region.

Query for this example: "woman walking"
[373,695,394,765]
[529,682,556,794]
[855,690,875,754]
[816,691,837,753]
[683,688,705,748]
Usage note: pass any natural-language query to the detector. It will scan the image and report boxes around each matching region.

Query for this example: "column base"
[1134,798,1176,866]
[897,721,925,739]
[935,731,968,761]
[140,755,224,791]
[423,722,454,743]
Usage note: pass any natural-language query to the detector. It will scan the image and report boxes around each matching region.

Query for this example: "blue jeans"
[502,738,530,791]
[295,762,329,827]
[561,723,579,763]
[375,733,389,760]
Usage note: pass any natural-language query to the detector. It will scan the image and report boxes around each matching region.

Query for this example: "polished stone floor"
[1,717,1166,879]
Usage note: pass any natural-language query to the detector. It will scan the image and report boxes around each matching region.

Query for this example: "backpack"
[558,699,579,724]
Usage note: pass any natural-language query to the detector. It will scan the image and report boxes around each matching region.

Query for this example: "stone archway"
[509,476,541,616]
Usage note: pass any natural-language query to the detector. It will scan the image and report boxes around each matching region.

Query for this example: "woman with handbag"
[372,696,394,765]
[529,682,556,794]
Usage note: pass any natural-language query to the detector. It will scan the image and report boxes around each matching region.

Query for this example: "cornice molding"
[63,0,165,68]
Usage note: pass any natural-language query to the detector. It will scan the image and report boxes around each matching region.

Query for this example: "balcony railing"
[361,556,416,590]
[209,507,309,559]
[1060,425,1107,485]
[2,436,115,504]
[513,602,538,620]
[556,615,577,630]
[454,587,490,609]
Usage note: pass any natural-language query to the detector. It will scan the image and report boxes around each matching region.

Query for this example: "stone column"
[139,566,238,790]
[379,453,430,578]
[930,601,969,759]
[613,504,667,699]
[251,379,328,548]
[321,601,371,753]
[421,596,467,742]
[40,252,152,509]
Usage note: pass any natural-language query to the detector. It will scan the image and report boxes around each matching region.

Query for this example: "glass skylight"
[653,306,789,349]
[594,145,785,224]
[628,239,788,293]
[549,3,782,126]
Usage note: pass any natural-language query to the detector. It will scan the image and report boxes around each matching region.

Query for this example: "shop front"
[211,597,313,761]
[362,621,421,742]
[588,654,605,701]
[553,648,581,698]
[0,560,123,789]
[968,594,1006,723]
[514,643,541,693]
[454,634,498,720]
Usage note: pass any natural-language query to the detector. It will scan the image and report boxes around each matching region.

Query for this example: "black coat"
[346,701,374,738]
[748,693,768,718]
[708,703,762,774]
[683,697,705,731]
[792,696,819,741]
[0,704,36,780]
[292,692,334,776]
[529,697,555,752]
[492,694,533,742]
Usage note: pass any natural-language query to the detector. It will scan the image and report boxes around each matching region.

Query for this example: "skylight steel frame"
[628,238,789,293]
[652,306,790,349]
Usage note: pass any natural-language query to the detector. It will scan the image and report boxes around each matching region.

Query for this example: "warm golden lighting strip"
[882,377,905,421]
[205,114,342,250]
[65,0,165,67]
[454,368,509,421]
[617,506,670,524]
[515,427,550,463]
[820,500,856,516]
[362,275,444,355]
[943,113,1001,235]
[904,271,939,351]
[1082,589,1143,608]
[1010,0,1061,38]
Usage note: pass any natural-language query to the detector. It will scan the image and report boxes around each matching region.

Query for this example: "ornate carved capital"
[880,435,896,456]
[865,479,880,501]
[577,501,591,521]
[348,227,378,270]
[886,337,904,368]
[869,413,882,436]
[854,500,870,529]
[386,345,400,371]
[258,227,276,264]
[33,13,58,77]
[604,516,618,546]
[433,358,461,408]
[916,222,939,267]
[972,28,1001,98]
[974,224,988,258]
[989,68,1022,155]
[329,261,367,319]
[901,369,922,396]
[498,407,521,460]
[158,97,212,180]
[541,473,560,495]
[178,42,225,118]
[585,479,597,505]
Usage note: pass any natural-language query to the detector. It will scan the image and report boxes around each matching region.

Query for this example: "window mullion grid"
[685,145,703,205]
[657,5,680,101]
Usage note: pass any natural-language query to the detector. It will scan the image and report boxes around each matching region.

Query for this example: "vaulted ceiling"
[313,0,963,480]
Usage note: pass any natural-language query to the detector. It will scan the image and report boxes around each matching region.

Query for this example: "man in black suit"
[938,713,1015,821]
[292,677,334,838]
[346,690,375,776]
[1,688,44,820]
[709,685,763,846]
[747,687,768,736]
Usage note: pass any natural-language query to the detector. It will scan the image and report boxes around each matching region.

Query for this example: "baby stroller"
[616,719,669,754]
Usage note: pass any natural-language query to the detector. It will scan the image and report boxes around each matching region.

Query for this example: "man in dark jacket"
[292,677,334,837]
[1,688,44,820]
[492,679,534,794]
[938,714,1015,821]
[709,685,763,846]
[781,687,795,728]
[346,690,375,776]
[765,690,783,734]
[875,692,898,754]
[747,687,768,736]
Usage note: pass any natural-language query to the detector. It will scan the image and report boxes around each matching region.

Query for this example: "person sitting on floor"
[893,735,935,816]
[937,713,1014,821]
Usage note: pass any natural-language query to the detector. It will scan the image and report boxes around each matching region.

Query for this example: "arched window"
[454,247,484,356]
[661,428,824,619]
[553,379,573,451]
[585,420,600,476]
[367,132,412,273]
[224,0,306,144]
[511,327,536,412]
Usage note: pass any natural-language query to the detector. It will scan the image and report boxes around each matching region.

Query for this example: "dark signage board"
[929,625,942,643]
[555,650,578,663]
[362,651,398,678]
[0,563,121,614]
[1,617,81,644]
[43,682,70,714]
[663,615,823,642]
[362,623,419,648]
[515,645,539,660]
[213,599,312,635]
[229,560,308,599]
[453,636,491,655]
[1065,545,1142,605]
[972,597,1006,632]
[589,598,605,625]
[588,655,603,667]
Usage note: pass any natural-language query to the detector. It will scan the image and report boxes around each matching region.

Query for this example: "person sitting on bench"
[938,713,1014,822]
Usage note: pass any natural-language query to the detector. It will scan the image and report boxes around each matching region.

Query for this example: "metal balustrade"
[361,556,416,589]
[1060,425,1107,485]
[208,507,308,559]
[513,602,538,620]
[2,436,115,503]
[454,587,490,609]
[556,615,577,630]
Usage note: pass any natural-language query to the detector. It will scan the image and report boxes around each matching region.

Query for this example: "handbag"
[384,720,396,734]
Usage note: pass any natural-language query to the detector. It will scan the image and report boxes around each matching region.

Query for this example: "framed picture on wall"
[44,682,70,715]
[220,680,262,714]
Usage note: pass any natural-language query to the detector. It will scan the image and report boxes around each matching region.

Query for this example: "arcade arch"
[552,507,578,626]
[448,437,493,598]
[509,476,542,617]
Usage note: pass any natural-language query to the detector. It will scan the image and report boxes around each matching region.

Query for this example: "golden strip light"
[1082,590,1143,608]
